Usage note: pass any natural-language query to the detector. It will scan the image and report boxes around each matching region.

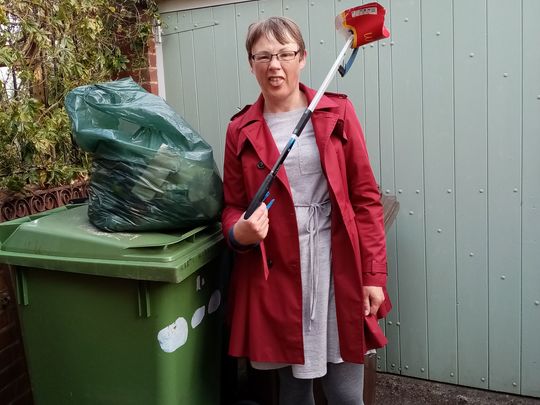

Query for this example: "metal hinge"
[161,21,219,36]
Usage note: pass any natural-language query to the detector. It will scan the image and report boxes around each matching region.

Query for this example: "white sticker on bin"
[208,290,221,314]
[157,317,188,353]
[156,289,222,353]
[196,275,207,291]
[191,306,205,328]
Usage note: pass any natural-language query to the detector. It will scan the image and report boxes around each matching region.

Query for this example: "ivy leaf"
[0,0,159,192]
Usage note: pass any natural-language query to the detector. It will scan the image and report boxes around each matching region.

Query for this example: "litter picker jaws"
[243,2,390,219]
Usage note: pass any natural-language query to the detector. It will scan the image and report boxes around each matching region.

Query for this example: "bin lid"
[0,204,223,283]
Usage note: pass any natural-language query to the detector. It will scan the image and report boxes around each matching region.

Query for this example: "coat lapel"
[235,94,291,193]
[233,85,345,198]
[300,83,341,168]
[301,85,347,210]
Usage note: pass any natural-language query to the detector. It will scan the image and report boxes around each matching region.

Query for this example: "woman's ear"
[299,50,307,69]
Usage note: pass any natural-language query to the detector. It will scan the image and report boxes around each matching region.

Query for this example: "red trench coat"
[222,83,391,364]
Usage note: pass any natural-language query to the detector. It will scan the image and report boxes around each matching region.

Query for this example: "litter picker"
[244,2,390,219]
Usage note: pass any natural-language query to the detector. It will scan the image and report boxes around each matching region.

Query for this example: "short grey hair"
[245,16,306,60]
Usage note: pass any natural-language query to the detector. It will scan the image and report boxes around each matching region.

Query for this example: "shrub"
[0,0,158,192]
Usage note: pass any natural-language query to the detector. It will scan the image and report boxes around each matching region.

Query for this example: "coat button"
[267,259,273,267]
[257,161,265,169]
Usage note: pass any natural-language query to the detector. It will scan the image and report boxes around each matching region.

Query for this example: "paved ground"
[375,373,540,404]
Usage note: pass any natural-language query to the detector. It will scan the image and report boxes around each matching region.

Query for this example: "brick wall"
[117,34,159,95]
[0,266,33,405]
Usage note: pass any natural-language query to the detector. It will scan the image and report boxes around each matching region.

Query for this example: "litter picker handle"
[244,173,274,219]
[243,109,312,219]
[243,35,354,220]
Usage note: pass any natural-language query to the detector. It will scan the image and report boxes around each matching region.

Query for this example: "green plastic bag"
[65,78,223,231]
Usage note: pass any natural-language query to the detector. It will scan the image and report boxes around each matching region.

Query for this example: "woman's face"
[250,34,306,109]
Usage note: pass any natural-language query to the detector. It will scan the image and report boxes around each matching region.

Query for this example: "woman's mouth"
[268,77,284,86]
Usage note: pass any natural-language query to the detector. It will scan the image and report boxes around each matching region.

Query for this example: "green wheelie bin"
[0,203,225,405]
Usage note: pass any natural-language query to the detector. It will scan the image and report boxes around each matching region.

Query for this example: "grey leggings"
[277,362,364,405]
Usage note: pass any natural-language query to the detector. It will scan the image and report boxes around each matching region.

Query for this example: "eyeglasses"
[250,50,301,63]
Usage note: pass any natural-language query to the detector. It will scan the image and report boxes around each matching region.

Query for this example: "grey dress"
[251,108,343,379]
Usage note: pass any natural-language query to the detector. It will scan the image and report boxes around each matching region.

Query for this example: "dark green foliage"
[0,0,158,192]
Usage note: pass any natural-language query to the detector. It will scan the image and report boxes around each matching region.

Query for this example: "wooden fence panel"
[160,0,540,397]
[454,0,489,389]
[390,0,428,379]
[486,0,523,394]
[521,0,540,398]
[421,0,457,385]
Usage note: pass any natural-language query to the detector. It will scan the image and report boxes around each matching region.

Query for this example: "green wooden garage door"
[160,0,540,398]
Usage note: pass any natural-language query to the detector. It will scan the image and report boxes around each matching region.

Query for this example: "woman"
[222,16,390,405]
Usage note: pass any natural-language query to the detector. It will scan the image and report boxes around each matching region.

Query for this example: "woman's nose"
[268,56,282,68]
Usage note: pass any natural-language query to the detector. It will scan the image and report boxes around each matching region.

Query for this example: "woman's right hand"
[232,203,270,245]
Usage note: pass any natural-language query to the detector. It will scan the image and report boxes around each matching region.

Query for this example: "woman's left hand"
[362,286,385,316]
